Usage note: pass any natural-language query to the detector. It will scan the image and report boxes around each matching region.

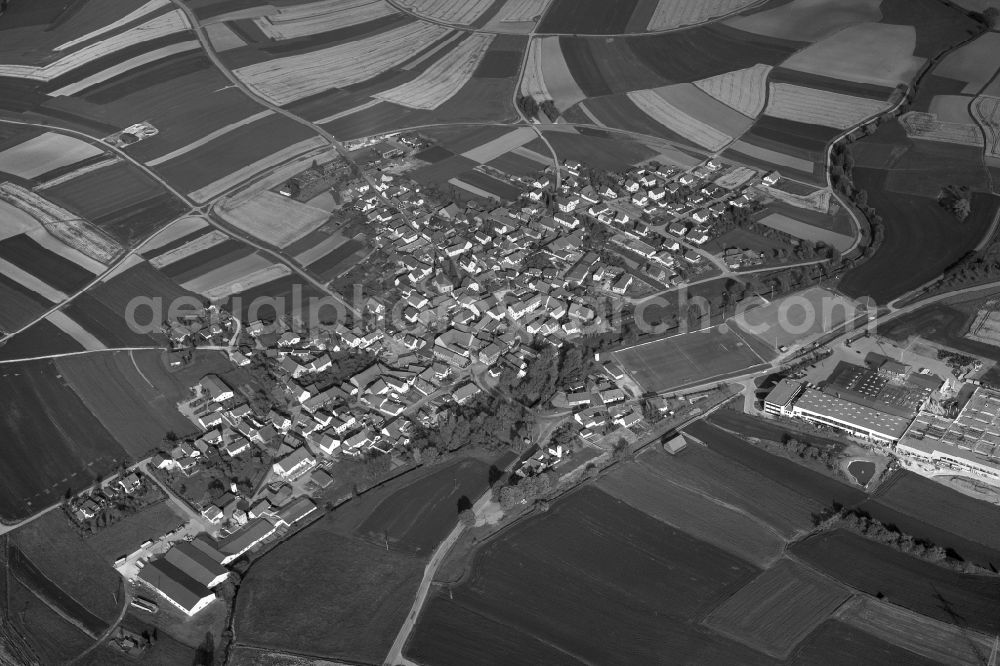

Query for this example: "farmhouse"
[137,559,216,616]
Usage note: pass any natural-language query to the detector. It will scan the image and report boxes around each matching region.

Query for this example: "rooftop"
[794,388,912,439]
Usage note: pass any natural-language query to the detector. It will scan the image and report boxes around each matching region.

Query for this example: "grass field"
[355,459,491,554]
[733,287,859,349]
[54,350,200,458]
[0,131,103,179]
[235,521,423,663]
[406,486,769,666]
[12,509,123,625]
[85,501,186,562]
[781,23,922,88]
[725,0,881,42]
[597,451,786,567]
[612,324,770,393]
[935,32,1000,95]
[537,0,639,34]
[838,169,998,303]
[703,559,850,658]
[0,360,127,520]
[755,212,854,252]
[794,529,1000,634]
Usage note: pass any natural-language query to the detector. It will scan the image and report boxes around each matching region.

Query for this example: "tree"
[983,6,999,28]
[459,508,476,527]
[498,485,524,510]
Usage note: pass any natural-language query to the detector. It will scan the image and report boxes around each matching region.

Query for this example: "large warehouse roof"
[794,389,912,439]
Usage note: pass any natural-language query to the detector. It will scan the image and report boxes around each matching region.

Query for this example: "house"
[692,210,710,224]
[200,375,234,402]
[762,171,780,186]
[611,274,633,294]
[118,472,141,494]
[201,505,223,524]
[272,447,317,479]
[668,221,688,236]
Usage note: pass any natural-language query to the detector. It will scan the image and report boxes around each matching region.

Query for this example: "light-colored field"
[149,230,229,268]
[648,0,757,31]
[234,22,448,105]
[188,136,329,204]
[695,64,771,119]
[729,139,816,172]
[394,0,494,25]
[519,37,549,101]
[216,191,329,248]
[900,111,984,147]
[755,183,831,212]
[448,178,497,201]
[713,166,757,189]
[0,133,103,179]
[55,0,171,51]
[928,94,977,124]
[0,11,192,81]
[0,257,67,302]
[782,23,922,88]
[315,99,383,125]
[34,157,119,190]
[756,210,854,252]
[703,559,851,658]
[203,264,291,301]
[0,199,41,240]
[512,146,553,165]
[140,216,208,253]
[733,286,858,349]
[27,228,106,275]
[972,95,1000,160]
[655,83,754,138]
[627,89,734,151]
[204,22,247,52]
[839,596,995,666]
[46,311,105,351]
[497,0,549,22]
[1,183,119,265]
[180,252,271,293]
[725,0,882,42]
[521,36,586,108]
[146,110,274,167]
[376,33,494,110]
[461,127,537,163]
[935,32,1000,95]
[49,41,201,97]
[201,6,276,24]
[294,231,349,264]
[253,0,397,40]
[401,31,464,71]
[98,253,145,282]
[765,83,890,130]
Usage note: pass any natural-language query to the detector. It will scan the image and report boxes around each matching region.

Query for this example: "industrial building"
[790,389,912,443]
[137,559,216,616]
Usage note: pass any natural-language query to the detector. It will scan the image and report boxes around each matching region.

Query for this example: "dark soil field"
[767,67,896,100]
[413,145,454,163]
[85,501,186,562]
[0,317,85,361]
[356,458,491,554]
[455,168,522,202]
[234,521,423,663]
[159,239,255,283]
[62,293,155,347]
[485,151,545,178]
[560,25,801,97]
[528,130,658,172]
[4,576,96,665]
[0,360,127,520]
[408,155,479,188]
[153,113,317,194]
[305,237,366,277]
[880,301,1000,361]
[879,0,981,58]
[598,451,786,567]
[12,509,123,625]
[0,273,52,333]
[537,0,639,34]
[7,545,108,635]
[224,275,326,321]
[55,350,200,457]
[0,233,96,293]
[790,620,940,666]
[708,409,849,452]
[89,262,200,331]
[420,124,512,154]
[860,471,1000,569]
[581,94,694,146]
[406,486,770,666]
[794,529,1000,634]
[838,168,997,303]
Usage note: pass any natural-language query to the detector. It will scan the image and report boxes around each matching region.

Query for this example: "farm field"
[0,359,127,520]
[733,287,859,350]
[725,0,881,42]
[54,350,201,458]
[695,63,771,118]
[838,169,998,303]
[935,31,1000,95]
[305,237,367,279]
[529,129,660,171]
[793,530,1000,634]
[755,211,854,252]
[763,83,890,130]
[859,471,1000,569]
[85,501,186,562]
[612,324,771,393]
[0,232,97,294]
[880,300,1000,360]
[0,131,103,179]
[451,170,522,203]
[597,451,786,567]
[217,191,330,248]
[234,521,424,664]
[3,576,97,665]
[703,559,850,658]
[11,507,123,626]
[0,272,54,334]
[791,620,940,666]
[61,293,157,348]
[406,486,769,666]
[537,0,639,34]
[355,458,491,554]
[0,318,88,361]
